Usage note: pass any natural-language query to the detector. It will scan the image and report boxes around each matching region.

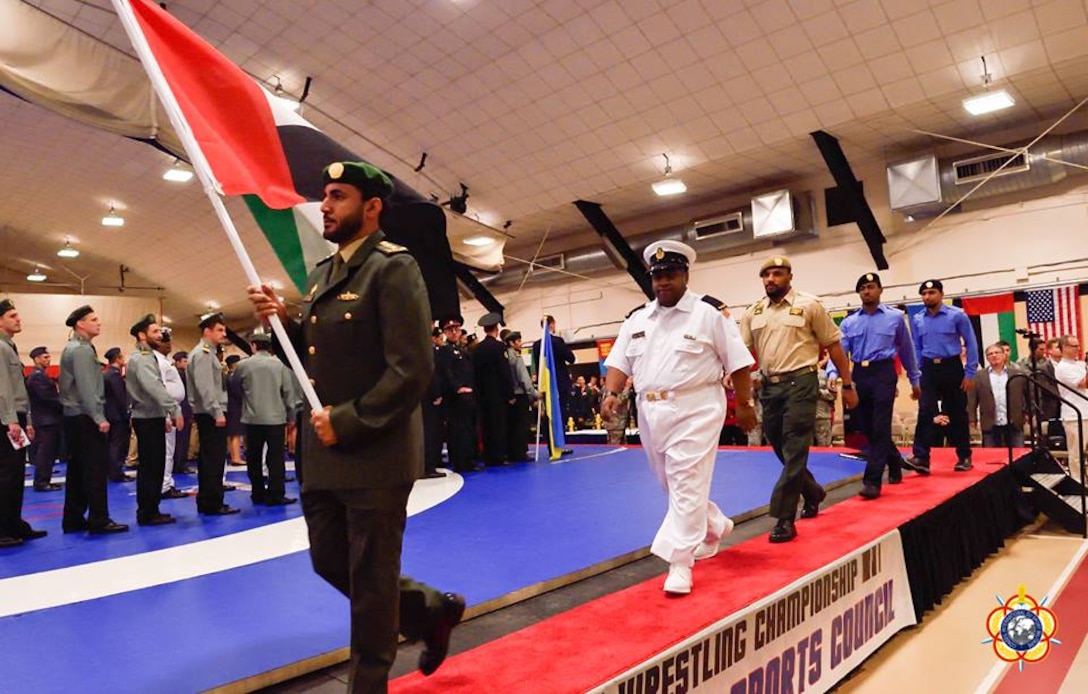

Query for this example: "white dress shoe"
[664,564,692,595]
[694,516,734,561]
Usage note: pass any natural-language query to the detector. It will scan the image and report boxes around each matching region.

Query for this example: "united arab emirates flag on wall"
[960,293,1018,361]
[123,0,458,317]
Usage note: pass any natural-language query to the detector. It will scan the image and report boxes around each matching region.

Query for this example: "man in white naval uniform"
[602,240,756,595]
[155,329,188,500]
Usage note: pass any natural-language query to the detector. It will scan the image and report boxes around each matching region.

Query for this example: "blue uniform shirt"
[840,304,921,386]
[911,304,979,378]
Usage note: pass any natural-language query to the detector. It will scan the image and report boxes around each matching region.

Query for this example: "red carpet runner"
[392,449,1015,693]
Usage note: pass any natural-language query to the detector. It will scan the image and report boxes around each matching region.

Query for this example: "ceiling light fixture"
[57,237,80,258]
[652,153,687,196]
[26,267,47,282]
[463,235,495,247]
[163,158,194,182]
[102,203,124,227]
[962,56,1014,116]
[271,76,301,112]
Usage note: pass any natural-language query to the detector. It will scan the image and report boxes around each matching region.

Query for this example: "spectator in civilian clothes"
[103,347,133,482]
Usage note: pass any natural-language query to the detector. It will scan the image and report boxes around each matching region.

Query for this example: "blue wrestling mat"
[0,446,863,693]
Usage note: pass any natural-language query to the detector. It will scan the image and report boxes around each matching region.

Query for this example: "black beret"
[130,313,157,337]
[225,354,241,366]
[65,305,94,328]
[172,351,188,361]
[322,161,394,200]
[504,331,522,344]
[104,347,122,362]
[0,298,14,316]
[29,346,48,359]
[477,312,504,328]
[855,272,882,293]
[250,332,272,346]
[198,312,225,330]
[432,327,442,337]
[919,279,944,294]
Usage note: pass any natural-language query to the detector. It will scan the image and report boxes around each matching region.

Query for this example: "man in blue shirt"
[907,279,979,473]
[840,273,921,498]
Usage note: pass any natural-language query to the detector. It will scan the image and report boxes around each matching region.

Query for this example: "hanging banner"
[593,530,916,694]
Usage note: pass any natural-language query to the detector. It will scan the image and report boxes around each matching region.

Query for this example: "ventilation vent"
[952,151,1028,184]
[692,212,744,239]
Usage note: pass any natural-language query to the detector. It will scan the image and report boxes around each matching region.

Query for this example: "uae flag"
[960,293,1018,361]
[119,0,458,317]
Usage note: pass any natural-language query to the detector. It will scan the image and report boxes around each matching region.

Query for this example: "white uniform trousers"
[1064,421,1086,486]
[638,384,729,567]
[162,429,176,493]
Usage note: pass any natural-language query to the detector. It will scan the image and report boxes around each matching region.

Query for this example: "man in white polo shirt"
[602,240,755,596]
[1054,334,1088,484]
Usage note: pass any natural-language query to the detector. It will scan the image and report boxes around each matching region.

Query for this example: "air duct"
[481,193,816,290]
[888,130,1088,217]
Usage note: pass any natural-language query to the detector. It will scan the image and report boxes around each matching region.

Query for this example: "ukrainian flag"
[539,326,566,461]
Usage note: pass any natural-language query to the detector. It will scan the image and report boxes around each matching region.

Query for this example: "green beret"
[0,298,14,316]
[322,161,393,200]
[130,313,157,338]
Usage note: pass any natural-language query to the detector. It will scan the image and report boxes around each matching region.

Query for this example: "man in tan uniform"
[740,257,857,543]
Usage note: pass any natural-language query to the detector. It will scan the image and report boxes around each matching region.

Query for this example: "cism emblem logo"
[983,585,1060,670]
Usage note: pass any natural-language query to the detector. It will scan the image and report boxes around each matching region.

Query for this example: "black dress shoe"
[419,593,467,676]
[903,456,931,475]
[33,483,63,492]
[769,519,797,543]
[264,497,297,506]
[858,484,881,500]
[954,458,973,472]
[20,527,48,540]
[137,513,176,526]
[799,487,827,519]
[201,505,240,516]
[161,488,189,500]
[0,536,24,548]
[888,472,903,484]
[223,484,238,492]
[88,520,130,534]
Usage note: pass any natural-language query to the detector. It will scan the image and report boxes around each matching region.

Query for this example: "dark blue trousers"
[853,360,900,488]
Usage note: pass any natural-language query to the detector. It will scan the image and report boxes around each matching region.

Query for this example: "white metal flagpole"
[110,0,321,411]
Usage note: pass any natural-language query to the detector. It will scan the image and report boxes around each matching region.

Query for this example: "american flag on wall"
[1026,284,1082,342]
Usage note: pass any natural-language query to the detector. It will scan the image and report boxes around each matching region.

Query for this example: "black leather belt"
[853,358,893,368]
[764,364,817,384]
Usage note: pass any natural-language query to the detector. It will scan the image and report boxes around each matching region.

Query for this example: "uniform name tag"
[337,292,360,301]
[789,307,804,316]
[632,331,646,339]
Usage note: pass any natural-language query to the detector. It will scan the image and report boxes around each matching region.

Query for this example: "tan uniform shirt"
[739,288,841,375]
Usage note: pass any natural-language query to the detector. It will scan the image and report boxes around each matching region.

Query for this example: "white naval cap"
[642,239,696,273]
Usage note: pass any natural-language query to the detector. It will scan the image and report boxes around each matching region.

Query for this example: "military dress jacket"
[286,231,433,491]
[0,334,28,425]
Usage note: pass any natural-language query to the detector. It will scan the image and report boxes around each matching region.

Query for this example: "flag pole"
[111,0,321,411]
[534,317,547,462]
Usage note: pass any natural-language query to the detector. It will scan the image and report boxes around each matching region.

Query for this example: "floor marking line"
[974,538,1088,694]
[548,447,626,465]
[0,472,462,618]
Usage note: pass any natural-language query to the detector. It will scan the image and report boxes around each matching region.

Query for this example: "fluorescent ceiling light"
[163,160,194,182]
[963,90,1014,116]
[463,235,495,247]
[26,268,46,282]
[102,204,124,227]
[652,178,687,196]
[57,239,79,258]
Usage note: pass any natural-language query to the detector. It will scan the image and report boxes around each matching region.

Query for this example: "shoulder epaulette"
[701,294,727,311]
[625,303,649,319]
[377,240,408,255]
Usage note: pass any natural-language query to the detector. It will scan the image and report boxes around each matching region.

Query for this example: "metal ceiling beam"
[573,200,653,300]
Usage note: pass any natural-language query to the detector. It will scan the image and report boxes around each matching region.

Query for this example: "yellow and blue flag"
[539,326,566,460]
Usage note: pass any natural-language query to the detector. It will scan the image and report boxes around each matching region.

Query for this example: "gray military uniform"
[128,345,180,419]
[0,335,28,426]
[60,335,113,529]
[60,336,105,423]
[0,334,31,541]
[235,351,298,426]
[186,338,226,418]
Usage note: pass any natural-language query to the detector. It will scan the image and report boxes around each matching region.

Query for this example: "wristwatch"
[841,383,855,391]
[603,389,620,399]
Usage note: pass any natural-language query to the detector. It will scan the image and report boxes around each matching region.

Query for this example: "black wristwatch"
[841,383,855,391]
